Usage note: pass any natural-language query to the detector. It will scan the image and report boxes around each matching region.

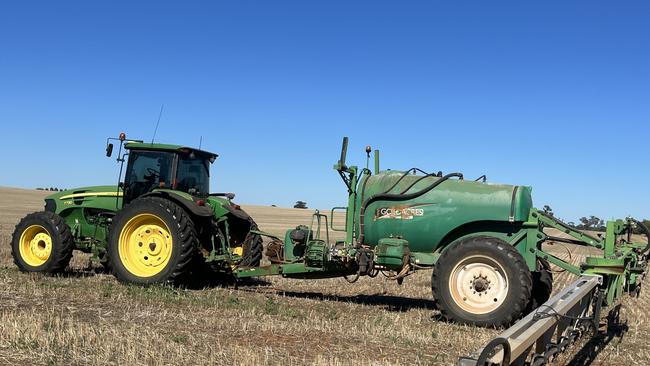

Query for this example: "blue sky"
[0,1,648,221]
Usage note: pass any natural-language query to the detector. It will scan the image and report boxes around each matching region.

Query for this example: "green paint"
[375,238,408,268]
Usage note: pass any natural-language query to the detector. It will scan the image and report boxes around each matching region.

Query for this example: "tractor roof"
[124,142,218,159]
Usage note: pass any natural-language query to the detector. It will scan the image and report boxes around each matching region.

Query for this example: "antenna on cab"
[151,104,164,144]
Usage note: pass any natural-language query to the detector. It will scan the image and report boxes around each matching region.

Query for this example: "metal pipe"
[339,136,348,168]
[374,150,380,174]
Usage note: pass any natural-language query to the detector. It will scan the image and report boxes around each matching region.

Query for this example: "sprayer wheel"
[432,235,532,327]
[239,223,263,267]
[526,258,553,313]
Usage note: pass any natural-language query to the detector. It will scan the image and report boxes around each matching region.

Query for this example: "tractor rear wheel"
[11,211,74,273]
[107,197,196,285]
[432,236,532,327]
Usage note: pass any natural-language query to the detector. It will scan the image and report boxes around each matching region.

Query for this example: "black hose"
[354,169,419,241]
[381,168,431,195]
[476,337,511,366]
[357,172,464,244]
[398,174,435,195]
[398,170,463,195]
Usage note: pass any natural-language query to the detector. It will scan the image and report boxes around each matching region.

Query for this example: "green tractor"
[12,133,263,284]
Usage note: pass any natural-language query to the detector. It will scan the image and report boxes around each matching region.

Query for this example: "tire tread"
[106,197,197,285]
[11,211,74,273]
[431,235,532,327]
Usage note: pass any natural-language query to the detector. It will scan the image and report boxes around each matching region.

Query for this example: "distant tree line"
[36,187,67,192]
[544,204,648,234]
[567,216,606,231]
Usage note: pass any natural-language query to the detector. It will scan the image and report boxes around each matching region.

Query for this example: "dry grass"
[0,187,648,365]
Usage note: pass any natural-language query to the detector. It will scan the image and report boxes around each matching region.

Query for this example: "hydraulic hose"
[357,172,464,244]
[380,168,431,195]
[397,171,443,195]
[476,337,511,366]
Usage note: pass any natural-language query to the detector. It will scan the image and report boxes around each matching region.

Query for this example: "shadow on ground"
[14,266,435,312]
[11,267,430,312]
[241,288,437,312]
[567,304,628,366]
[52,266,275,289]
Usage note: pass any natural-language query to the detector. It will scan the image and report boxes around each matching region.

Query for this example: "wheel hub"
[132,225,169,266]
[18,225,53,267]
[119,214,173,278]
[30,233,52,260]
[449,255,509,314]
[472,275,490,293]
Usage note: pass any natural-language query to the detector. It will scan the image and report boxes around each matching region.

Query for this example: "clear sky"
[1,1,648,222]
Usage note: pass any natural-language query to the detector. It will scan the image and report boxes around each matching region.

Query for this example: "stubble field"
[0,187,648,365]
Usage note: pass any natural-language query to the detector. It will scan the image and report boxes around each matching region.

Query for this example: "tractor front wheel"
[11,211,74,273]
[432,236,532,327]
[107,197,196,285]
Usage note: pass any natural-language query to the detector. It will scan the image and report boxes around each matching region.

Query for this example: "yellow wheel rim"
[118,213,173,278]
[19,225,53,267]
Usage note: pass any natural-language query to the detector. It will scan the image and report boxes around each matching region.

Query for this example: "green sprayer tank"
[355,170,533,253]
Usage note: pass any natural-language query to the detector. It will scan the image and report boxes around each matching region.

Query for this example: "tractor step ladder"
[459,275,603,366]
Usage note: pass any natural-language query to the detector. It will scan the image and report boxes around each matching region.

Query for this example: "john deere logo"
[375,206,424,220]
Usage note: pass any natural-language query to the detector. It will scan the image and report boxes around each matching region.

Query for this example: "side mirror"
[106,143,114,157]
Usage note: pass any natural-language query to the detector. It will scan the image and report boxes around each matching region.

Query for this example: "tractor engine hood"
[45,186,122,214]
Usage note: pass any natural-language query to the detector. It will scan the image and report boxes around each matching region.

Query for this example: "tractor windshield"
[124,150,174,203]
[175,152,210,197]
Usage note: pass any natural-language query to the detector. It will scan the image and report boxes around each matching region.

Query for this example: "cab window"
[124,151,173,203]
[175,153,210,196]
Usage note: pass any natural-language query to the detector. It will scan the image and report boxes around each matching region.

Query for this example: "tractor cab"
[121,143,217,204]
[105,134,218,205]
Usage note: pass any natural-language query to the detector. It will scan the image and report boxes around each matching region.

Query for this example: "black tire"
[432,236,532,327]
[240,223,263,267]
[526,258,553,313]
[107,197,196,285]
[11,211,74,273]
